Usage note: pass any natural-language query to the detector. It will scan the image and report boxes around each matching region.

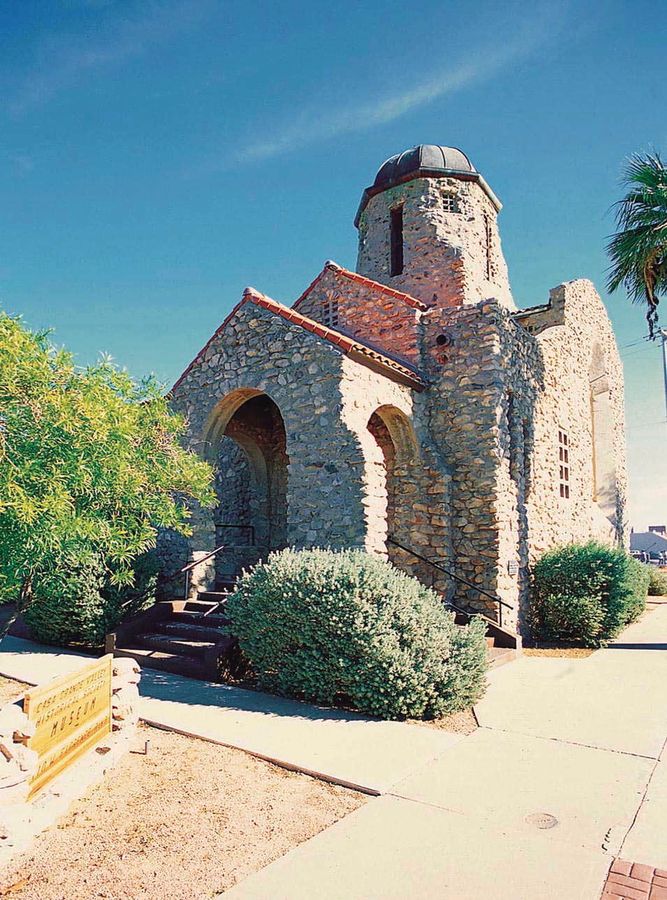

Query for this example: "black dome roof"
[373,145,476,189]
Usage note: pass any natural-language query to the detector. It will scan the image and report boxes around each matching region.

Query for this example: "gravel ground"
[0,676,28,706]
[408,708,478,734]
[523,647,594,658]
[0,725,365,900]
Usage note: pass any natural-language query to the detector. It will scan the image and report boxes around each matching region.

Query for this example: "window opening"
[390,206,404,276]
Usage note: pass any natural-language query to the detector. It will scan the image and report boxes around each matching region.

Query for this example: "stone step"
[161,621,230,641]
[135,632,217,659]
[112,647,207,680]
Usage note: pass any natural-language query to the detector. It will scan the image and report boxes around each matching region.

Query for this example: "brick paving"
[602,859,667,899]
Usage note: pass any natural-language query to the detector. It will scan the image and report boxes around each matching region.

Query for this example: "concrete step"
[487,646,518,669]
[135,632,217,659]
[170,610,231,628]
[161,621,230,641]
[197,591,231,605]
[183,599,219,614]
[112,647,207,679]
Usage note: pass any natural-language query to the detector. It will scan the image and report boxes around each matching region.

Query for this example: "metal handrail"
[183,543,228,600]
[387,537,513,628]
[119,543,229,611]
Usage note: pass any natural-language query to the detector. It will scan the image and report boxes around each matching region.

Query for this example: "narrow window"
[321,298,339,328]
[443,194,460,213]
[558,429,570,499]
[390,206,404,276]
[484,214,493,279]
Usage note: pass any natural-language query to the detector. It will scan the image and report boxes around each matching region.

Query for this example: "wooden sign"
[23,654,113,799]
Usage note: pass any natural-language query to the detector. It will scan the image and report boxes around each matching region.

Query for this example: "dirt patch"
[523,647,594,658]
[0,725,365,900]
[408,707,478,734]
[0,676,28,706]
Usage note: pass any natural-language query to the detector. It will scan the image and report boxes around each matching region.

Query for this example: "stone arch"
[589,343,618,527]
[365,405,420,566]
[206,389,289,582]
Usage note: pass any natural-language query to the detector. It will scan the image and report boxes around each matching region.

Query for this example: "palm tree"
[607,151,667,338]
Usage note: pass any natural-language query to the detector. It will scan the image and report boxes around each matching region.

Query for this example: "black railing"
[387,537,513,629]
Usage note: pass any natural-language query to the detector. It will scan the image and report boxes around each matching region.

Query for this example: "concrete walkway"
[221,605,667,899]
[0,636,461,795]
[1,606,666,898]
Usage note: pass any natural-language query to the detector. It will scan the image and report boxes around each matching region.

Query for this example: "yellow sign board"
[23,654,113,798]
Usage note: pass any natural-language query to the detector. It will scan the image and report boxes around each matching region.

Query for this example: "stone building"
[162,144,627,636]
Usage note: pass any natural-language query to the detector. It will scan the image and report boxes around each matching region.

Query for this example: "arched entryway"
[207,390,289,583]
[366,405,419,567]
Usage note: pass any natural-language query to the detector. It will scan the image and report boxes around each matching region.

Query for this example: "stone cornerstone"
[160,144,627,636]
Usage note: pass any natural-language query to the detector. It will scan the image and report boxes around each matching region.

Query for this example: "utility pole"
[662,329,667,423]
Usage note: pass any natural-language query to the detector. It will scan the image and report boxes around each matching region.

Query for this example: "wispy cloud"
[8,0,215,115]
[225,6,566,167]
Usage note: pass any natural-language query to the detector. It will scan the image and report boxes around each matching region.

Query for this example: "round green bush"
[646,565,667,597]
[529,542,649,646]
[226,548,488,720]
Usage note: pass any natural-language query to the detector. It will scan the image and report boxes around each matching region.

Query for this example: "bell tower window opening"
[443,194,460,213]
[390,205,404,276]
[321,298,339,329]
[558,429,570,499]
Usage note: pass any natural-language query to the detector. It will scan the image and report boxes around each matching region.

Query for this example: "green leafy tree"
[607,151,667,338]
[0,311,214,636]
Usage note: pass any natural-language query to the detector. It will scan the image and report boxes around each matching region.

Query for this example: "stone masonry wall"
[294,264,422,365]
[162,300,423,590]
[519,280,628,558]
[356,177,514,310]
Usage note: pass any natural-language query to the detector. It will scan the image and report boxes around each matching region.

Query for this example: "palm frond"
[606,151,667,337]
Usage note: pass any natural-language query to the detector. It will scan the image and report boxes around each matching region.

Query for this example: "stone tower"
[355,144,514,310]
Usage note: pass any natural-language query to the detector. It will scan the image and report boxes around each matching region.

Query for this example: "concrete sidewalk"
[222,605,667,899]
[1,606,666,898]
[0,635,461,795]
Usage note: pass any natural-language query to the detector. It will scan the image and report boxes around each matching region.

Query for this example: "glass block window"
[321,299,339,328]
[558,429,570,499]
[443,194,460,213]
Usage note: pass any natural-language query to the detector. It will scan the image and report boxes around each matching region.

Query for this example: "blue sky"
[1,0,665,528]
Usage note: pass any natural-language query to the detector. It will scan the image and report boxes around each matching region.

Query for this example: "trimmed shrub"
[646,565,667,597]
[529,542,648,646]
[24,553,108,647]
[226,548,488,720]
[623,557,650,623]
[24,550,160,647]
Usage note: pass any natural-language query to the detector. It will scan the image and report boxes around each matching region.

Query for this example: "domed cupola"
[374,145,476,188]
[355,143,512,310]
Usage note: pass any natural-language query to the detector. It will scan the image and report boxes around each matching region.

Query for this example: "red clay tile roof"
[172,287,427,393]
[293,260,431,312]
